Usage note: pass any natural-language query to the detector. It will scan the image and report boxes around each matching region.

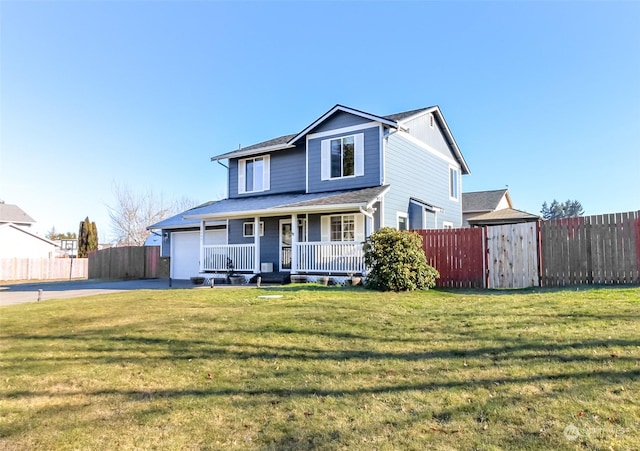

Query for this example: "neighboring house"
[0,223,58,259]
[144,231,162,247]
[462,189,539,227]
[0,204,36,229]
[149,104,470,281]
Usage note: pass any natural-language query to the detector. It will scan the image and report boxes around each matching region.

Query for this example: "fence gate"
[486,222,539,289]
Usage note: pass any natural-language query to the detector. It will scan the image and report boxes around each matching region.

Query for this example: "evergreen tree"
[541,199,584,220]
[78,217,98,257]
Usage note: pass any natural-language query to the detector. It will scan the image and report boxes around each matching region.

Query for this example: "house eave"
[211,143,296,162]
[184,202,370,221]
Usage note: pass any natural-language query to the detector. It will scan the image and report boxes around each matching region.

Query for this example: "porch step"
[252,272,291,285]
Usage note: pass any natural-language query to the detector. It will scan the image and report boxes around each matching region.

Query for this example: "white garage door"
[171,229,226,279]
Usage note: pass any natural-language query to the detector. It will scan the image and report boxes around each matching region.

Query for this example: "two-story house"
[149,104,470,282]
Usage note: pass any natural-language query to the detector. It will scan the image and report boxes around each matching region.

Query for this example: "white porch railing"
[202,244,255,272]
[295,241,365,274]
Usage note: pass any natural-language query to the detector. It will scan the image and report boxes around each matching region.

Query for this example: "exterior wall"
[402,113,452,160]
[384,132,462,229]
[228,145,306,198]
[307,125,381,193]
[0,226,57,259]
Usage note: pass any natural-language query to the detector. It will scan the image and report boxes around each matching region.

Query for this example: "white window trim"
[320,213,365,242]
[449,165,460,201]
[443,221,454,230]
[238,155,270,194]
[396,212,408,231]
[243,221,264,237]
[321,133,364,181]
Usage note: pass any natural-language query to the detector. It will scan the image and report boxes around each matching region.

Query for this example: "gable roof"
[0,204,36,225]
[0,223,58,246]
[210,104,470,175]
[466,208,539,226]
[287,104,399,145]
[184,185,389,221]
[462,189,512,213]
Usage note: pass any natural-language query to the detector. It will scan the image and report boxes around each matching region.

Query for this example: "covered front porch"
[198,214,368,276]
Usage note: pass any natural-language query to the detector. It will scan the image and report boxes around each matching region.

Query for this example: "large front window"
[330,215,355,241]
[330,136,355,178]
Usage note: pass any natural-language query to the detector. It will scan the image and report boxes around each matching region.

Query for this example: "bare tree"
[107,183,199,246]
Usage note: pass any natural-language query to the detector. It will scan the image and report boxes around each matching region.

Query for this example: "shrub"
[364,227,439,292]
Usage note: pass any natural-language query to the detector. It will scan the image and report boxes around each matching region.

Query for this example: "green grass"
[1,286,639,450]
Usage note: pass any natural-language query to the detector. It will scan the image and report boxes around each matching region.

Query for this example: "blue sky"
[1,1,639,241]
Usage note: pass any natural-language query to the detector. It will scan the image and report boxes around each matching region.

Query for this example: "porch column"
[291,213,298,274]
[254,216,261,274]
[199,219,205,273]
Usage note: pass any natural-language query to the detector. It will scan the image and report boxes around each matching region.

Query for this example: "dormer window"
[320,133,364,180]
[238,155,270,194]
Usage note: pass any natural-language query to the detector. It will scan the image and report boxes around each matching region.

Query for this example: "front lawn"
[1,286,638,450]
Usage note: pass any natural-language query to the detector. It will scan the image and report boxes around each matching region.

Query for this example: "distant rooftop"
[0,204,36,225]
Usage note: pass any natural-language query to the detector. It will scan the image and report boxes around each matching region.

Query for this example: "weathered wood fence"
[414,210,640,289]
[540,211,640,286]
[0,258,88,281]
[88,246,167,280]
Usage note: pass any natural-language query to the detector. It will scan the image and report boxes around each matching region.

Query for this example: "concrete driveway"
[0,279,196,307]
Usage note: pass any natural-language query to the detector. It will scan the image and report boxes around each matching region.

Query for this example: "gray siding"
[311,111,373,134]
[307,126,381,193]
[403,113,454,160]
[228,145,306,198]
[384,133,462,229]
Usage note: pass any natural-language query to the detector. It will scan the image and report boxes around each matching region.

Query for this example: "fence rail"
[202,244,255,272]
[295,242,365,274]
[0,258,88,281]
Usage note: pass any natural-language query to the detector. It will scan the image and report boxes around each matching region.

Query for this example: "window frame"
[243,221,265,237]
[442,221,454,230]
[449,166,460,201]
[329,135,356,179]
[238,155,270,194]
[329,214,356,242]
[320,133,364,181]
[396,212,408,231]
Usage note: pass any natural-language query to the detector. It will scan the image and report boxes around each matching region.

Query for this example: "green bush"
[364,227,439,292]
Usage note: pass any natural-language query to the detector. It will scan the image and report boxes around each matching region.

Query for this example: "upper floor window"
[321,133,364,180]
[238,155,270,194]
[449,166,459,200]
[331,136,355,178]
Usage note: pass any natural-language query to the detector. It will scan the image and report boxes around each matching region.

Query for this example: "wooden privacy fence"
[0,258,88,281]
[414,228,485,288]
[88,246,166,280]
[413,210,640,289]
[540,211,640,286]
